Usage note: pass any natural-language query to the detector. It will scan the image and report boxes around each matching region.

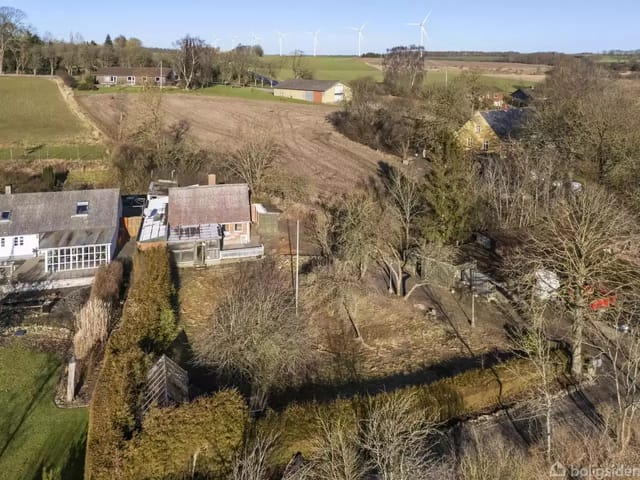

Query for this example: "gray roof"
[274,79,342,92]
[480,108,529,141]
[0,189,120,246]
[168,184,251,226]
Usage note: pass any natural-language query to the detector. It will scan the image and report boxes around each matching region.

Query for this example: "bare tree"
[360,391,437,480]
[508,186,637,378]
[0,6,25,74]
[230,428,280,480]
[175,35,206,90]
[383,45,425,96]
[192,259,312,409]
[227,133,280,194]
[291,50,313,79]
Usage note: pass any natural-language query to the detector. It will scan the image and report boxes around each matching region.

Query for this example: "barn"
[273,79,351,104]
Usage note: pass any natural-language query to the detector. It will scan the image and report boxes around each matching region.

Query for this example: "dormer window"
[76,201,89,215]
[0,210,10,221]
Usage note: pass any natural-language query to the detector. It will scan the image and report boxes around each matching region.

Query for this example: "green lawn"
[0,144,106,162]
[0,341,87,480]
[0,77,92,147]
[264,55,383,82]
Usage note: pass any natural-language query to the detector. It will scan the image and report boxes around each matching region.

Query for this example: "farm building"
[138,175,263,267]
[510,87,535,107]
[273,79,351,103]
[457,108,529,154]
[94,67,178,87]
[0,187,121,274]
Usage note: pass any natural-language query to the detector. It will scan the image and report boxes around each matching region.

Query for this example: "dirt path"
[77,93,395,195]
[49,77,104,143]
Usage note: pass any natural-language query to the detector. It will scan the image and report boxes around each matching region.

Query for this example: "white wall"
[0,234,39,261]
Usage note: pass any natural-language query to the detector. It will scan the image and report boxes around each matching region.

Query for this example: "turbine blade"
[423,10,432,24]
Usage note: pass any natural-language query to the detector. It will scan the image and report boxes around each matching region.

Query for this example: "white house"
[0,187,121,274]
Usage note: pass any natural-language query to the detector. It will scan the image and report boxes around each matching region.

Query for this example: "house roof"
[274,79,342,92]
[95,67,171,77]
[0,189,120,244]
[168,184,251,226]
[511,88,535,101]
[480,108,529,141]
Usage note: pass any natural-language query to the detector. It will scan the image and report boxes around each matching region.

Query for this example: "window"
[0,238,4,247]
[475,124,481,133]
[76,201,89,215]
[467,138,472,147]
[482,140,489,151]
[155,76,161,82]
[13,236,23,246]
[109,75,117,83]
[0,210,10,221]
[234,223,243,232]
[45,244,110,272]
[127,76,135,84]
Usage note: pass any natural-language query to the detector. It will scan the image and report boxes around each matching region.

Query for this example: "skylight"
[76,202,89,215]
[0,210,10,221]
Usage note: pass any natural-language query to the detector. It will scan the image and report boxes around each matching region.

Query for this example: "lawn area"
[0,77,92,147]
[265,55,383,82]
[0,144,107,162]
[423,69,539,91]
[0,341,87,480]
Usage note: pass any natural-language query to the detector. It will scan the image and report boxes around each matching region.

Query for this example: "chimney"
[207,174,217,186]
[4,185,11,195]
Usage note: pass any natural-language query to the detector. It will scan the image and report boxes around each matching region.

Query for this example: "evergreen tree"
[104,34,112,47]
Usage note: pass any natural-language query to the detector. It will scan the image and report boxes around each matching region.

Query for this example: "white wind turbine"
[276,31,288,56]
[408,10,431,54]
[251,32,261,45]
[351,24,366,57]
[306,29,320,56]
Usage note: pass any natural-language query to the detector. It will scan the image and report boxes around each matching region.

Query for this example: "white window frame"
[0,238,4,247]
[76,201,89,215]
[127,75,135,85]
[234,223,243,233]
[109,75,117,83]
[482,140,489,151]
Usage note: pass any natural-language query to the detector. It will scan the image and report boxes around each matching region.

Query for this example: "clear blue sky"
[6,0,640,55]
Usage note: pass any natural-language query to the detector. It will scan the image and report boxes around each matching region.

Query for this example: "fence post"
[66,356,76,402]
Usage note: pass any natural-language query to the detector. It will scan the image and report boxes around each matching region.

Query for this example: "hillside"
[77,93,392,194]
[0,77,97,147]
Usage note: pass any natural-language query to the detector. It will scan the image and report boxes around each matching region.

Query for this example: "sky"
[6,0,640,55]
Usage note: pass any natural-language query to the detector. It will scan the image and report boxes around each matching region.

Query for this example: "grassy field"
[0,77,93,147]
[0,144,107,162]
[265,55,383,82]
[0,341,87,480]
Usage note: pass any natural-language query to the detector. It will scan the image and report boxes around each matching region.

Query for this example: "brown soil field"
[77,93,395,195]
[365,57,551,75]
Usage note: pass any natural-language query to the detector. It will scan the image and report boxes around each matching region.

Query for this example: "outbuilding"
[273,79,351,103]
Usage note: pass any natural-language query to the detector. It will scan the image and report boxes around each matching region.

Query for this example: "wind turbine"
[213,38,221,49]
[408,11,431,54]
[306,29,320,57]
[351,24,365,57]
[230,35,238,50]
[251,32,261,45]
[276,31,288,56]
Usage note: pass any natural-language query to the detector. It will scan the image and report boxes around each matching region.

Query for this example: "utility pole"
[295,219,300,316]
[160,60,163,91]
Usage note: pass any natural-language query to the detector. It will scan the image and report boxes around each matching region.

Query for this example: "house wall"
[274,88,310,101]
[457,112,502,154]
[222,222,251,245]
[0,234,39,261]
[322,83,351,103]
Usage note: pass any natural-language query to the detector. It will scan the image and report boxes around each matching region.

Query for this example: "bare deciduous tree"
[230,428,280,480]
[226,132,280,194]
[193,259,312,409]
[509,186,637,378]
[0,6,25,74]
[175,35,207,90]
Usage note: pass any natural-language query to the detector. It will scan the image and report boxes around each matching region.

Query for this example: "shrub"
[91,261,124,305]
[73,299,111,360]
[125,390,248,479]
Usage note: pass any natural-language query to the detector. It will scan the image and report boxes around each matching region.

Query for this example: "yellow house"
[457,108,528,154]
[273,79,352,104]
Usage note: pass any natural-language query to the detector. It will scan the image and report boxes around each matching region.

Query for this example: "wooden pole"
[66,356,76,402]
[295,219,299,316]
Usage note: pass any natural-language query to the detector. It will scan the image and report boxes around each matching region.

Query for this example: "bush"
[91,261,124,305]
[125,390,248,479]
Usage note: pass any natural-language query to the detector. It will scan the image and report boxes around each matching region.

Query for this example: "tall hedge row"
[264,350,569,466]
[84,247,179,479]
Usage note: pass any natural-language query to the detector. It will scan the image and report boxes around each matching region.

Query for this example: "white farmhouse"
[0,187,121,274]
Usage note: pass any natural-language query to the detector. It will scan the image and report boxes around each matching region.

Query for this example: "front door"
[195,243,206,266]
[313,91,323,103]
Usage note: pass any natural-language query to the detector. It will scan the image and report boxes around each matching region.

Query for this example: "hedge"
[125,390,248,479]
[85,247,178,480]
[264,350,569,466]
